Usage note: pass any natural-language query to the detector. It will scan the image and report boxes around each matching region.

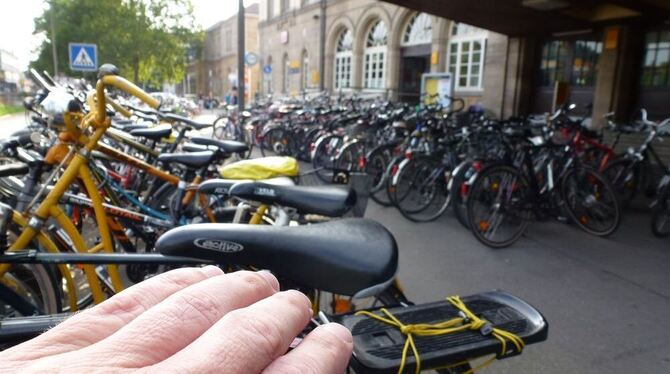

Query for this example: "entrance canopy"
[381,0,670,36]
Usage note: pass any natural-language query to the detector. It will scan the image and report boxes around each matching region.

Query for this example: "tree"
[31,0,203,86]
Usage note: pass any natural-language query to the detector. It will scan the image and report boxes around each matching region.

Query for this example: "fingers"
[72,270,280,368]
[152,289,312,373]
[2,266,223,361]
[263,323,353,374]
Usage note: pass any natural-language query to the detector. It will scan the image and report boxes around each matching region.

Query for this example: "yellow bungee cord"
[355,296,525,374]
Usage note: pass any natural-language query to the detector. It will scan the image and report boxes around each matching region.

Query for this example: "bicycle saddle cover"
[158,151,215,168]
[130,124,172,140]
[190,136,249,154]
[219,156,299,179]
[228,182,355,217]
[155,218,398,297]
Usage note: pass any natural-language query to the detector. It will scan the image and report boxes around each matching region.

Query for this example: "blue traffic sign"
[245,52,259,66]
[263,65,272,74]
[69,43,98,72]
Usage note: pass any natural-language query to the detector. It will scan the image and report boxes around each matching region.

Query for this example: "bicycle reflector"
[358,155,366,170]
[473,161,483,171]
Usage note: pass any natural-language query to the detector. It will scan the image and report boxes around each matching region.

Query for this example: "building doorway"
[399,49,431,103]
[398,13,433,104]
[532,36,603,116]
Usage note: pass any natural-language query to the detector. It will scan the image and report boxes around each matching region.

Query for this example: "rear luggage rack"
[336,291,547,373]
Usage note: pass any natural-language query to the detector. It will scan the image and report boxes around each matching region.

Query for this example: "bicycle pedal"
[335,291,547,373]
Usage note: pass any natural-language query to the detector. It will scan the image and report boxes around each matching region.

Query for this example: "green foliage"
[0,104,24,116]
[31,0,204,86]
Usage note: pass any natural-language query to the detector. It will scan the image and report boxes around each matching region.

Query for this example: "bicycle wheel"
[335,141,365,173]
[312,135,344,183]
[450,162,475,230]
[212,116,230,140]
[393,157,451,222]
[651,186,670,238]
[385,158,404,205]
[602,158,639,207]
[260,128,294,157]
[467,165,530,248]
[1,226,62,317]
[560,166,621,236]
[367,145,394,207]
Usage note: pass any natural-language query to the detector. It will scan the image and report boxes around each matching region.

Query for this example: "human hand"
[1,266,353,373]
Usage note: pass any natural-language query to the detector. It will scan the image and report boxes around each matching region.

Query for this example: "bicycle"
[466,124,621,248]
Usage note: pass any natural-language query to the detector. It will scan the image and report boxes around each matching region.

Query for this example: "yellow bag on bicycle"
[219,156,299,180]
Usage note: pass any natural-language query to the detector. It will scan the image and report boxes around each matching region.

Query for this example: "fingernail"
[202,265,224,277]
[258,270,280,291]
[322,323,353,344]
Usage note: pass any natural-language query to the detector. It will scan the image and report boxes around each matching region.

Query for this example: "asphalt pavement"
[1,112,669,372]
[367,201,670,373]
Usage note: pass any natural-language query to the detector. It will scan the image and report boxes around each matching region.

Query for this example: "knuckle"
[93,291,145,318]
[161,267,210,288]
[277,290,311,311]
[236,271,274,294]
[172,291,220,326]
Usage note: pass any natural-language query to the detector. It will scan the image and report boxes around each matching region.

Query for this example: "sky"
[0,0,258,71]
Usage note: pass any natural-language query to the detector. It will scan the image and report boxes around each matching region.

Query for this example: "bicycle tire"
[394,157,451,222]
[560,166,621,237]
[651,186,670,238]
[602,158,639,207]
[450,163,474,230]
[1,225,62,317]
[466,165,530,248]
[367,145,395,207]
[312,135,344,183]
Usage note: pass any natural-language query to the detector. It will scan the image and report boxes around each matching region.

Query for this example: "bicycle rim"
[561,167,621,236]
[467,166,530,248]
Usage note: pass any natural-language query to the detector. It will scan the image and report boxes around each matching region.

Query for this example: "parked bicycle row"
[0,66,548,373]
[241,93,669,248]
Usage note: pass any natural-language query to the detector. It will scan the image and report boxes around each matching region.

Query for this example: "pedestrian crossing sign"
[69,43,98,72]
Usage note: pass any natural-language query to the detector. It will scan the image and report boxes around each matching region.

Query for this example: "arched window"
[334,29,353,90]
[301,50,309,90]
[402,13,432,46]
[364,20,388,90]
[282,53,289,93]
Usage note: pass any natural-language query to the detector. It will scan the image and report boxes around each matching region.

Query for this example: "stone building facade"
[181,4,261,102]
[258,0,510,115]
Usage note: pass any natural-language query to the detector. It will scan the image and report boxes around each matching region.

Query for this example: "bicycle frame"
[0,74,161,307]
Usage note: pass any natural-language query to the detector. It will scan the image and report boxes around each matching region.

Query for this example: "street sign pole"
[238,0,245,112]
[49,0,58,76]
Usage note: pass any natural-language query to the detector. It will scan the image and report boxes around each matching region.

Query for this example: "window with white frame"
[364,20,388,90]
[402,13,432,46]
[301,51,309,90]
[334,29,353,90]
[448,23,487,90]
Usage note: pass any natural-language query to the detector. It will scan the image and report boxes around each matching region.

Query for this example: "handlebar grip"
[0,132,40,152]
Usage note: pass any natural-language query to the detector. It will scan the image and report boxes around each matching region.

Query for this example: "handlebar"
[94,73,159,125]
[0,132,40,152]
